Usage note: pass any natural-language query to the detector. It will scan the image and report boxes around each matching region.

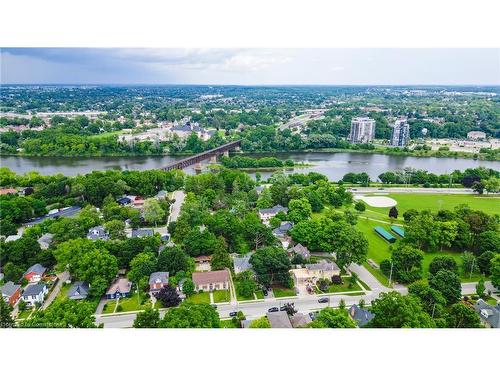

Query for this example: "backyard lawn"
[185,291,210,304]
[316,277,363,294]
[213,289,231,303]
[272,287,296,298]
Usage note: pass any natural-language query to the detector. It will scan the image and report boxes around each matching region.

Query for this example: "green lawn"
[118,292,151,312]
[254,290,265,299]
[102,300,117,314]
[54,283,72,303]
[186,291,210,304]
[213,289,231,303]
[357,278,371,291]
[366,193,499,216]
[316,277,363,294]
[272,287,296,298]
[17,308,34,320]
[219,319,239,328]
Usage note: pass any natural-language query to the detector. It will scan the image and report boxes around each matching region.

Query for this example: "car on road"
[318,297,329,303]
[279,306,287,311]
[268,307,279,312]
[229,311,238,317]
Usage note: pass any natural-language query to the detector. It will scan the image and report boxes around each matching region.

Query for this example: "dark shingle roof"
[67,281,90,299]
[149,272,169,285]
[349,304,375,327]
[22,283,47,297]
[1,281,21,297]
[23,263,46,277]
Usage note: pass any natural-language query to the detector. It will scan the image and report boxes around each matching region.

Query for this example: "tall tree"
[250,246,292,288]
[446,303,481,328]
[133,307,160,328]
[143,198,165,226]
[0,298,15,328]
[159,302,220,328]
[156,285,181,308]
[309,307,356,328]
[429,270,462,305]
[287,198,312,224]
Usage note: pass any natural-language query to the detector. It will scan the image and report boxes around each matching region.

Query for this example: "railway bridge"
[161,140,241,172]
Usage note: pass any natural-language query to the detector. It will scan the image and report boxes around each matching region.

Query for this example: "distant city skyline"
[1,48,499,85]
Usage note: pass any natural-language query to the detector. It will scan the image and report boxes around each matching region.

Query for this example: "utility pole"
[388,261,394,288]
[470,257,476,279]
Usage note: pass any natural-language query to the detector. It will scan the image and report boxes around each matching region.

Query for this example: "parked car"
[318,297,329,303]
[262,289,268,296]
[279,306,287,311]
[268,307,279,312]
[229,311,238,317]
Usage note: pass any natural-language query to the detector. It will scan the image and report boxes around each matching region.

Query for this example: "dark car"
[318,297,329,303]
[229,311,238,317]
[268,307,279,312]
[279,306,287,311]
[262,289,268,296]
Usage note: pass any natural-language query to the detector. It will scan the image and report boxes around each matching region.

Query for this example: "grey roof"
[23,263,46,277]
[26,206,81,225]
[233,254,252,273]
[273,221,294,237]
[149,272,169,285]
[288,243,311,258]
[474,299,500,328]
[156,190,168,199]
[87,226,109,241]
[37,233,53,249]
[290,313,312,328]
[266,311,293,328]
[132,229,154,238]
[22,283,47,297]
[259,205,288,215]
[305,260,340,272]
[67,281,90,299]
[2,281,21,297]
[349,304,375,327]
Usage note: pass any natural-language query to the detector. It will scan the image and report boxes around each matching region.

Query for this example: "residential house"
[131,228,154,238]
[194,255,212,271]
[149,272,169,293]
[22,283,48,306]
[290,312,312,328]
[287,243,310,260]
[37,233,53,250]
[474,299,500,328]
[67,281,90,300]
[258,205,288,225]
[5,234,21,242]
[2,281,22,306]
[348,304,375,327]
[156,190,168,199]
[266,311,293,328]
[233,254,252,274]
[192,269,230,292]
[0,188,17,196]
[23,263,47,283]
[133,196,145,208]
[106,278,132,300]
[290,260,340,287]
[87,226,109,241]
[272,221,293,238]
[116,196,132,206]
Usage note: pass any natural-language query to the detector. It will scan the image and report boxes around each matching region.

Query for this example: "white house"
[22,283,48,306]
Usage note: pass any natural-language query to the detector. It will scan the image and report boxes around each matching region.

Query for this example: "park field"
[365,193,499,216]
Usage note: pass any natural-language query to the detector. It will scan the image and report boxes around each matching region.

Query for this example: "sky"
[1,48,499,85]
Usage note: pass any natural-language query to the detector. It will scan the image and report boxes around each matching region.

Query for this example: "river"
[0,152,498,181]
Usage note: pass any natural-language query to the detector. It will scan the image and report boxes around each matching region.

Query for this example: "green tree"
[390,246,424,284]
[309,307,356,328]
[143,198,165,226]
[104,220,126,240]
[249,316,271,328]
[0,298,15,328]
[128,252,157,284]
[182,227,223,257]
[79,248,119,298]
[428,255,458,276]
[484,177,500,194]
[408,281,447,318]
[389,206,398,219]
[446,303,481,328]
[211,245,232,271]
[369,291,435,328]
[476,277,486,298]
[181,279,195,297]
[19,299,96,328]
[250,246,292,288]
[490,254,500,289]
[157,246,191,275]
[159,302,220,328]
[354,201,366,212]
[476,231,500,256]
[133,307,160,328]
[256,188,273,209]
[287,198,312,224]
[461,251,479,276]
[477,251,495,275]
[429,270,462,305]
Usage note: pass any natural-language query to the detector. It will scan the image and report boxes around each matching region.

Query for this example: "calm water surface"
[1,152,498,181]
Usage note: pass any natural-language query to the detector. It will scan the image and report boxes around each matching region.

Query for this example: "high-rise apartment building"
[391,118,410,147]
[348,117,376,143]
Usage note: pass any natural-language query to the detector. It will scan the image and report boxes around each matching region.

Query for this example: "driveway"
[42,271,69,310]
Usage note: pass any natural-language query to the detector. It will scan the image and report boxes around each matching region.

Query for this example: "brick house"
[149,272,169,293]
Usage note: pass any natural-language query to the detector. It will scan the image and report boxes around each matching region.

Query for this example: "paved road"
[93,268,496,328]
[348,187,476,194]
[168,190,185,223]
[42,271,69,310]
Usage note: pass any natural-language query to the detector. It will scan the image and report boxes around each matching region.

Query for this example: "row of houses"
[1,263,49,307]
